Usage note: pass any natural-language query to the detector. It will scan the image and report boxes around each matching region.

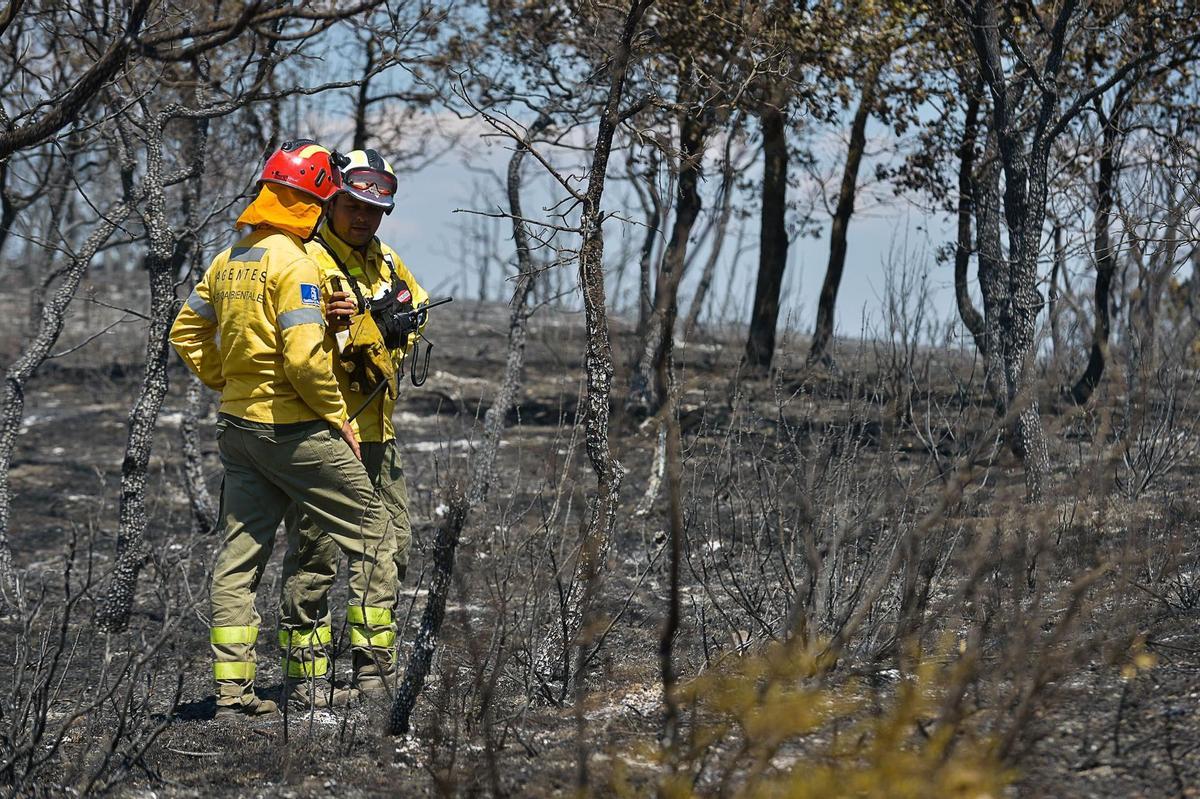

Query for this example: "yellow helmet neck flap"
[236,183,324,239]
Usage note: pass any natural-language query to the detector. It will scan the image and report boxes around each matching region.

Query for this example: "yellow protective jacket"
[170,226,348,428]
[305,222,428,443]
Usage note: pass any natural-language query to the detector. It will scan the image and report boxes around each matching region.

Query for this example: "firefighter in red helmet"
[170,140,398,717]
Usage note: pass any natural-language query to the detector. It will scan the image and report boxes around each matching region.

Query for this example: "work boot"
[215,694,278,719]
[353,673,394,701]
[285,677,358,709]
[352,649,395,701]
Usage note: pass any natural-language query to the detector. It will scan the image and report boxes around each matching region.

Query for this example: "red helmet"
[259,139,341,201]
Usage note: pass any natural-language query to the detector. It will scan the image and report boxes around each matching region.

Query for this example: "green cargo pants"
[209,415,397,709]
[281,440,411,683]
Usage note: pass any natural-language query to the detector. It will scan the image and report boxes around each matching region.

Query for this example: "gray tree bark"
[181,374,218,534]
[538,3,654,788]
[683,117,741,340]
[627,101,707,414]
[965,0,1072,500]
[99,114,208,631]
[388,113,552,735]
[1070,96,1126,405]
[0,199,135,599]
[953,81,987,355]
[627,147,663,335]
[743,83,790,371]
[975,132,1008,409]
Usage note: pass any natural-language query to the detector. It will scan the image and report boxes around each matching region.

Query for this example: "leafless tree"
[389,113,552,735]
[682,122,749,339]
[956,0,1200,500]
[0,0,399,600]
[1069,43,1200,404]
[627,1,768,411]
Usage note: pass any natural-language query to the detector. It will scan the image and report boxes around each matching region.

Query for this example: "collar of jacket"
[317,221,382,274]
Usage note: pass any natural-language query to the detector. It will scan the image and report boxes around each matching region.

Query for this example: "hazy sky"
[361,111,963,346]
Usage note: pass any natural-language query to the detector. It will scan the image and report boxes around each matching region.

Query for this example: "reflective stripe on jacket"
[170,227,348,427]
[305,223,428,443]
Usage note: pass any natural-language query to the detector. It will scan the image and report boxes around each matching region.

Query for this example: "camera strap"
[314,235,406,311]
[314,234,369,310]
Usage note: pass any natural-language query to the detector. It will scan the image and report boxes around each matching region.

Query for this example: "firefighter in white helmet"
[280,147,428,701]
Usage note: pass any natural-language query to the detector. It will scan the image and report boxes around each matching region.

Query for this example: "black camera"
[367,280,423,350]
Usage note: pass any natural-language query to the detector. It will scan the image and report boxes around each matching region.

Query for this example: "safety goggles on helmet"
[335,148,398,211]
[347,171,397,197]
[342,169,397,210]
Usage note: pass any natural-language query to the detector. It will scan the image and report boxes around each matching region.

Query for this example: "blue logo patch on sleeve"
[300,283,320,306]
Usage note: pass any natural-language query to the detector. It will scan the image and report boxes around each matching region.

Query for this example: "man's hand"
[326,290,357,329]
[339,420,362,461]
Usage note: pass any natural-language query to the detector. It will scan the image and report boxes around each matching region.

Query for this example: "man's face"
[328,193,386,248]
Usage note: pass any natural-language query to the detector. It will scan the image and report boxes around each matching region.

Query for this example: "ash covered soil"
[4,298,1200,797]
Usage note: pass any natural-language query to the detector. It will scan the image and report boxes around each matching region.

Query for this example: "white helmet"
[337,148,397,212]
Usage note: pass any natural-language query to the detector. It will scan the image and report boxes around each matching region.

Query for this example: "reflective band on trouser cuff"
[214,661,256,681]
[211,626,259,645]
[278,626,332,648]
[349,627,396,648]
[278,307,324,329]
[346,605,393,626]
[283,657,329,678]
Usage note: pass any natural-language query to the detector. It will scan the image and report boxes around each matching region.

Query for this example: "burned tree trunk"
[0,201,134,598]
[954,82,987,355]
[684,119,740,339]
[964,0,1074,501]
[561,0,648,670]
[99,116,207,631]
[1130,190,1185,370]
[652,185,687,756]
[1002,146,1052,502]
[27,143,83,331]
[352,39,377,151]
[1049,223,1067,365]
[1070,98,1123,405]
[627,104,707,413]
[976,92,1052,499]
[808,59,883,367]
[656,312,686,750]
[627,147,663,335]
[388,114,552,735]
[181,374,217,534]
[975,134,1008,408]
[97,248,176,630]
[177,202,218,537]
[0,158,38,257]
[561,5,648,784]
[964,0,1174,498]
[743,85,790,371]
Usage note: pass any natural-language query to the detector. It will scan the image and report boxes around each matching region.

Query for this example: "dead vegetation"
[3,2,1200,796]
[0,286,1197,797]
